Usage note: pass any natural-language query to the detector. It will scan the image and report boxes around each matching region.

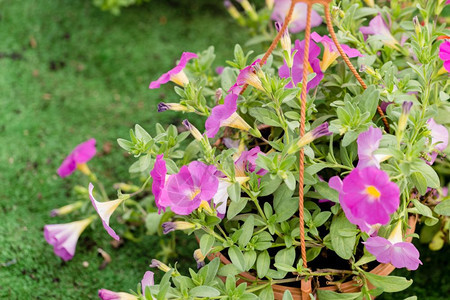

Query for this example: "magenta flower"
[271,0,322,33]
[439,40,450,72]
[89,183,124,241]
[141,271,154,297]
[150,154,168,211]
[216,66,225,75]
[57,138,96,178]
[236,59,264,91]
[44,217,93,261]
[149,52,197,89]
[427,118,449,164]
[205,88,251,138]
[311,32,363,71]
[234,146,268,177]
[360,15,398,48]
[357,126,390,169]
[159,161,219,215]
[329,167,400,230]
[364,222,422,270]
[98,289,137,300]
[279,39,324,90]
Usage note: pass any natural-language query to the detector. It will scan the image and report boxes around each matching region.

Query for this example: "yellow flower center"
[190,188,201,200]
[366,185,381,198]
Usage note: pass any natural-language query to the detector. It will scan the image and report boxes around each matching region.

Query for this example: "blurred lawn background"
[0,0,448,299]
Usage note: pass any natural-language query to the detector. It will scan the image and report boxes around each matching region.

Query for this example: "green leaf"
[244,250,257,271]
[249,107,283,127]
[259,176,283,196]
[434,200,450,216]
[363,272,413,292]
[316,289,361,299]
[258,285,274,300]
[238,215,254,247]
[228,181,241,202]
[227,197,248,219]
[330,212,357,259]
[218,264,240,277]
[205,257,220,283]
[410,172,427,195]
[228,246,246,272]
[282,290,294,300]
[145,213,163,235]
[189,286,220,297]
[411,161,440,188]
[200,234,215,257]
[256,250,270,278]
[315,182,339,203]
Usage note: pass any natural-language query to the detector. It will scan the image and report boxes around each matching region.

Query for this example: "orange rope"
[323,4,390,132]
[298,3,312,270]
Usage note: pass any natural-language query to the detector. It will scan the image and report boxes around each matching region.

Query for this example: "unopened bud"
[157,102,188,112]
[275,22,291,54]
[149,259,171,272]
[193,249,206,269]
[162,221,196,234]
[182,119,204,141]
[412,16,421,35]
[50,201,84,217]
[398,101,413,133]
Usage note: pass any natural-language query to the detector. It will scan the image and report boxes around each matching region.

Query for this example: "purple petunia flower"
[141,271,154,297]
[205,87,251,138]
[439,40,450,72]
[89,183,123,241]
[98,289,138,300]
[57,138,96,178]
[150,154,168,212]
[159,161,219,215]
[357,126,390,169]
[234,146,268,177]
[360,15,398,48]
[426,118,449,164]
[149,52,198,89]
[364,222,422,270]
[311,32,363,71]
[329,167,400,230]
[279,39,324,90]
[216,66,225,75]
[271,0,322,33]
[44,217,93,261]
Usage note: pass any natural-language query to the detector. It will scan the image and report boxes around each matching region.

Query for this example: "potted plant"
[45,0,450,299]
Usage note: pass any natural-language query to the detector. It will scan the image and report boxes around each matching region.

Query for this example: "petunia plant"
[45,0,450,299]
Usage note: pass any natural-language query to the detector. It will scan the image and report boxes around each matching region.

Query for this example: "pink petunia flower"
[158,161,219,215]
[98,289,138,300]
[271,0,322,33]
[57,138,96,178]
[279,39,324,90]
[234,146,268,177]
[149,52,197,89]
[44,217,94,261]
[360,15,398,48]
[236,59,264,91]
[141,271,155,297]
[364,222,422,270]
[439,40,450,72]
[205,88,251,138]
[311,32,363,71]
[89,183,123,241]
[357,126,390,169]
[329,167,400,230]
[216,66,225,75]
[150,154,168,212]
[426,118,449,164]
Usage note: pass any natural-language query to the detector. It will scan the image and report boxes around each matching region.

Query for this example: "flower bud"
[161,221,196,234]
[288,123,332,154]
[149,259,171,273]
[224,0,243,21]
[50,201,84,217]
[193,249,206,269]
[215,88,223,103]
[182,119,204,141]
[265,0,274,10]
[363,0,374,7]
[398,101,413,133]
[412,16,421,35]
[237,0,258,21]
[157,102,188,112]
[275,22,291,54]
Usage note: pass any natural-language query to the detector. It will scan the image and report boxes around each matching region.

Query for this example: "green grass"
[0,0,247,298]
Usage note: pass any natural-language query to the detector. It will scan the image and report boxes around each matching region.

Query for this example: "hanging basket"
[206,215,417,300]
